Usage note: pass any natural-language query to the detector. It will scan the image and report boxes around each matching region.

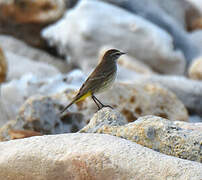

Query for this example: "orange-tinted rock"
[188,57,202,80]
[0,0,66,47]
[0,47,7,83]
[8,129,42,140]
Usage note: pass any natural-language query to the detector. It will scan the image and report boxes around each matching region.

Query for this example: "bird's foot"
[97,104,114,110]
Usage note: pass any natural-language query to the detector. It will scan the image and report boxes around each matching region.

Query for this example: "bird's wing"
[80,73,106,91]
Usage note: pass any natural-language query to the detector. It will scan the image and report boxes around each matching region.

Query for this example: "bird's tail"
[60,91,92,114]
[60,99,76,114]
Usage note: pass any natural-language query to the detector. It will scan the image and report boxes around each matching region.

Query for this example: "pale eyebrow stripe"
[110,51,120,56]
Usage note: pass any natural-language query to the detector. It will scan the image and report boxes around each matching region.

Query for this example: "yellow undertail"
[60,91,92,114]
[75,91,92,103]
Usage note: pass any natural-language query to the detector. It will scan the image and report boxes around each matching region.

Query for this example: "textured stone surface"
[62,82,188,123]
[17,95,63,134]
[0,35,71,74]
[0,46,7,83]
[42,0,186,75]
[0,95,85,141]
[80,108,202,162]
[0,0,66,47]
[188,57,202,80]
[0,71,85,122]
[130,73,202,116]
[0,133,202,180]
[173,121,202,132]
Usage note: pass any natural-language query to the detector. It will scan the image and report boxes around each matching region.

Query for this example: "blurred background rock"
[0,1,202,178]
[0,0,202,138]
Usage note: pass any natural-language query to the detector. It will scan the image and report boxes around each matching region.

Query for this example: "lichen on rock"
[80,108,202,163]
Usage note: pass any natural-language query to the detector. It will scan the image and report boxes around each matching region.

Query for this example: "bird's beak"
[120,52,126,55]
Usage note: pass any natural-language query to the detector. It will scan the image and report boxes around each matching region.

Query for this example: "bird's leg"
[92,95,102,110]
[92,95,113,110]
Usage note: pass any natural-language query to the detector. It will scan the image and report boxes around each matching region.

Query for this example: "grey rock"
[101,0,197,28]
[0,94,85,141]
[17,95,63,134]
[99,0,201,63]
[189,30,202,55]
[189,115,202,123]
[80,108,202,162]
[0,133,202,179]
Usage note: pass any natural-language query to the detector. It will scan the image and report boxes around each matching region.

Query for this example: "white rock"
[0,70,85,122]
[42,0,186,75]
[187,0,202,13]
[5,51,61,81]
[0,133,201,179]
[0,35,71,73]
[189,30,202,55]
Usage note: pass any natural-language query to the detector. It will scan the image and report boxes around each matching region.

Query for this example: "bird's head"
[103,49,126,61]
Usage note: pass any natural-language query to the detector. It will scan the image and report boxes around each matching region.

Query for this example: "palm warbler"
[61,49,125,114]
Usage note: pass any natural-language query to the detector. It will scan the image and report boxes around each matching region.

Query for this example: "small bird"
[61,49,125,114]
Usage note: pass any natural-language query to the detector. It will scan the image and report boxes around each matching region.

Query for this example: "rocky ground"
[0,0,202,179]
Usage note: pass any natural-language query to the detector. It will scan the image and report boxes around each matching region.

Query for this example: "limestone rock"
[0,47,7,83]
[1,80,188,139]
[0,0,66,47]
[80,108,202,162]
[173,121,202,132]
[0,71,85,122]
[5,51,60,81]
[0,94,85,141]
[17,95,85,134]
[17,95,63,134]
[188,57,202,80]
[42,0,186,75]
[0,133,202,179]
[98,0,200,62]
[65,82,188,123]
[0,35,71,74]
[130,73,202,116]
